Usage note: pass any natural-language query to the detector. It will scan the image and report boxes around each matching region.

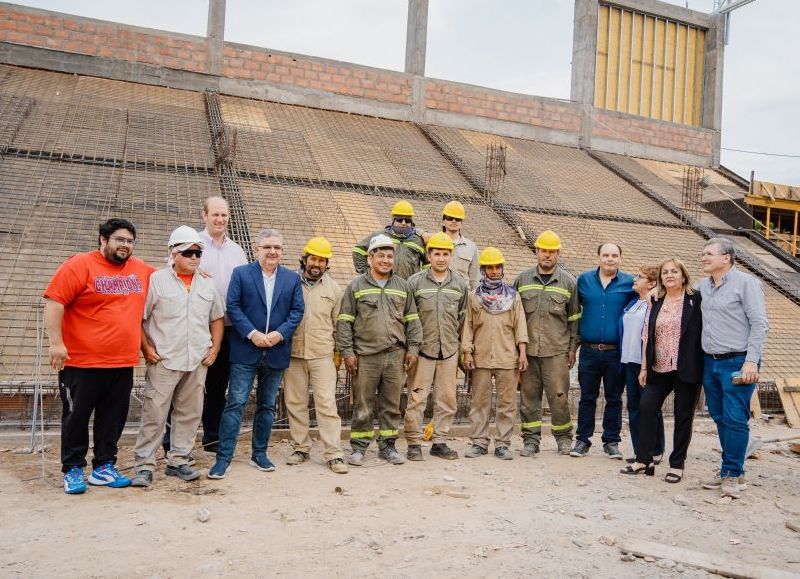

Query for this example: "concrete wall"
[0,1,714,165]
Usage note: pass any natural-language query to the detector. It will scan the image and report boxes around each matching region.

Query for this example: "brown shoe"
[328,458,348,474]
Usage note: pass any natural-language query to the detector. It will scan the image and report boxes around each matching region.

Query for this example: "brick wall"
[425,80,582,133]
[0,4,207,73]
[223,44,413,106]
[592,109,714,158]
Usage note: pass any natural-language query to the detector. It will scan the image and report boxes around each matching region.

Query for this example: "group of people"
[44,197,768,501]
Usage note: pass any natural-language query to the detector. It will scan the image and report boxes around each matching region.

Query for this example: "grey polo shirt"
[696,266,769,363]
[143,267,225,372]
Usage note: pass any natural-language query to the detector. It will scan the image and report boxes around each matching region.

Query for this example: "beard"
[103,245,130,264]
[304,265,323,280]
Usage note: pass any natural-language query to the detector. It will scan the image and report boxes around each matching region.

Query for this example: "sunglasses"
[179,249,203,258]
[443,216,462,222]
[393,217,413,224]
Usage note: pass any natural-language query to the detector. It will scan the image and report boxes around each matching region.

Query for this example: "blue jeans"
[703,354,754,478]
[576,347,625,445]
[625,362,664,457]
[216,352,284,464]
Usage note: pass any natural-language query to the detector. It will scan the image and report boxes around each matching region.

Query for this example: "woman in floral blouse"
[621,258,703,483]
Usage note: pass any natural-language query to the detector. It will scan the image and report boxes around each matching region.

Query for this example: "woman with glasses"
[621,258,703,483]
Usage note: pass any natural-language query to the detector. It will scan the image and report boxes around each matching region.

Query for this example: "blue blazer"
[227,262,305,368]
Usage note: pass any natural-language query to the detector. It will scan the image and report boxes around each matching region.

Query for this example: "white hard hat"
[168,225,204,250]
[368,234,395,253]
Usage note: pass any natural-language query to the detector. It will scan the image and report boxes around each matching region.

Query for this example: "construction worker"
[513,231,580,457]
[462,247,528,460]
[337,234,423,466]
[283,237,348,474]
[404,232,468,461]
[441,200,480,290]
[352,200,427,280]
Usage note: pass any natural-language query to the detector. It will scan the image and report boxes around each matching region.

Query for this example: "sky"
[11,0,800,185]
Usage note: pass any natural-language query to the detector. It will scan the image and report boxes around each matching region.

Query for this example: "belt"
[385,343,406,353]
[419,351,457,361]
[581,342,618,351]
[705,351,746,360]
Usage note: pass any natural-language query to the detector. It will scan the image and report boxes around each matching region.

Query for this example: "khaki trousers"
[520,354,573,443]
[403,354,458,445]
[350,349,406,451]
[284,356,343,461]
[468,368,518,449]
[134,361,206,471]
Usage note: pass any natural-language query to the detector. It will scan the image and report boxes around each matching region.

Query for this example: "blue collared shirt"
[577,268,636,345]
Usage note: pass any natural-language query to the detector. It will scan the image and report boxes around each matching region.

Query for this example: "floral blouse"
[644,293,684,373]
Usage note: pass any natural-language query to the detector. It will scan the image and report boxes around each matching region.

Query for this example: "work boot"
[720,476,742,499]
[430,443,458,460]
[346,450,365,467]
[286,451,309,466]
[494,446,513,460]
[556,438,572,455]
[603,442,623,459]
[464,444,488,458]
[379,441,406,465]
[130,470,153,488]
[327,458,348,474]
[406,444,424,461]
[570,440,590,457]
[520,441,539,457]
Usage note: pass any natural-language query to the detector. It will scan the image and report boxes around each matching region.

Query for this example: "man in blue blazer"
[208,229,304,479]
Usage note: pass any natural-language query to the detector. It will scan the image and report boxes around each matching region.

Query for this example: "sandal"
[653,453,664,465]
[664,470,684,484]
[620,463,654,476]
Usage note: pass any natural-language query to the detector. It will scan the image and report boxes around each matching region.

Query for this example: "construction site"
[1,0,799,577]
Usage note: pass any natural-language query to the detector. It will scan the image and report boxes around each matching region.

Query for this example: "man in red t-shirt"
[44,218,155,495]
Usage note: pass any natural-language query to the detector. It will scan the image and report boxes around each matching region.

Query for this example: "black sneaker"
[570,440,590,457]
[430,443,458,460]
[603,442,623,460]
[406,444,424,461]
[165,463,201,481]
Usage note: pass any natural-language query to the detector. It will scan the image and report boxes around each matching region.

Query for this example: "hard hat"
[479,246,505,266]
[368,234,395,253]
[168,225,204,249]
[426,232,455,251]
[391,200,415,218]
[442,200,466,220]
[534,230,562,250]
[303,236,333,259]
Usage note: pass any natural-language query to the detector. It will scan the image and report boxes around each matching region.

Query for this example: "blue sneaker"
[207,459,229,479]
[88,463,131,488]
[249,455,276,472]
[63,467,87,495]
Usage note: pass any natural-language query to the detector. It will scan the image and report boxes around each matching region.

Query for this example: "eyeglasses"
[179,249,203,258]
[443,216,463,222]
[393,217,413,224]
[701,251,720,257]
[257,244,282,251]
[111,236,136,246]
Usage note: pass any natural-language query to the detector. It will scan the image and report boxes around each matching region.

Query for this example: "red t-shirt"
[44,251,155,368]
[177,272,194,292]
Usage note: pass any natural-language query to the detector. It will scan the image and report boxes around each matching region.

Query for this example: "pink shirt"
[648,293,684,373]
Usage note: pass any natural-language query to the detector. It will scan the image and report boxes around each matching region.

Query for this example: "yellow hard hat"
[479,246,505,266]
[391,200,415,218]
[426,232,455,251]
[442,200,466,220]
[534,230,562,250]
[303,236,333,259]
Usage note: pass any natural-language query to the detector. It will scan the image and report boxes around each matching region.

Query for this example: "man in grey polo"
[132,226,225,487]
[697,237,768,499]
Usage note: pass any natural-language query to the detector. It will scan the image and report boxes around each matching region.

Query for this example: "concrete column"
[570,0,599,148]
[702,12,725,165]
[206,0,226,76]
[404,0,428,76]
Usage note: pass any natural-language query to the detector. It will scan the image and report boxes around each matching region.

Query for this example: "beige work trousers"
[403,354,458,445]
[283,356,343,461]
[134,361,206,471]
[468,368,519,449]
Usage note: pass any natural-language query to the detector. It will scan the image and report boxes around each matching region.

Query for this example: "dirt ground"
[1,418,799,578]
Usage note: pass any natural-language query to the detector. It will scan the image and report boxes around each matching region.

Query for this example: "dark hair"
[98,218,136,245]
[597,242,622,256]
